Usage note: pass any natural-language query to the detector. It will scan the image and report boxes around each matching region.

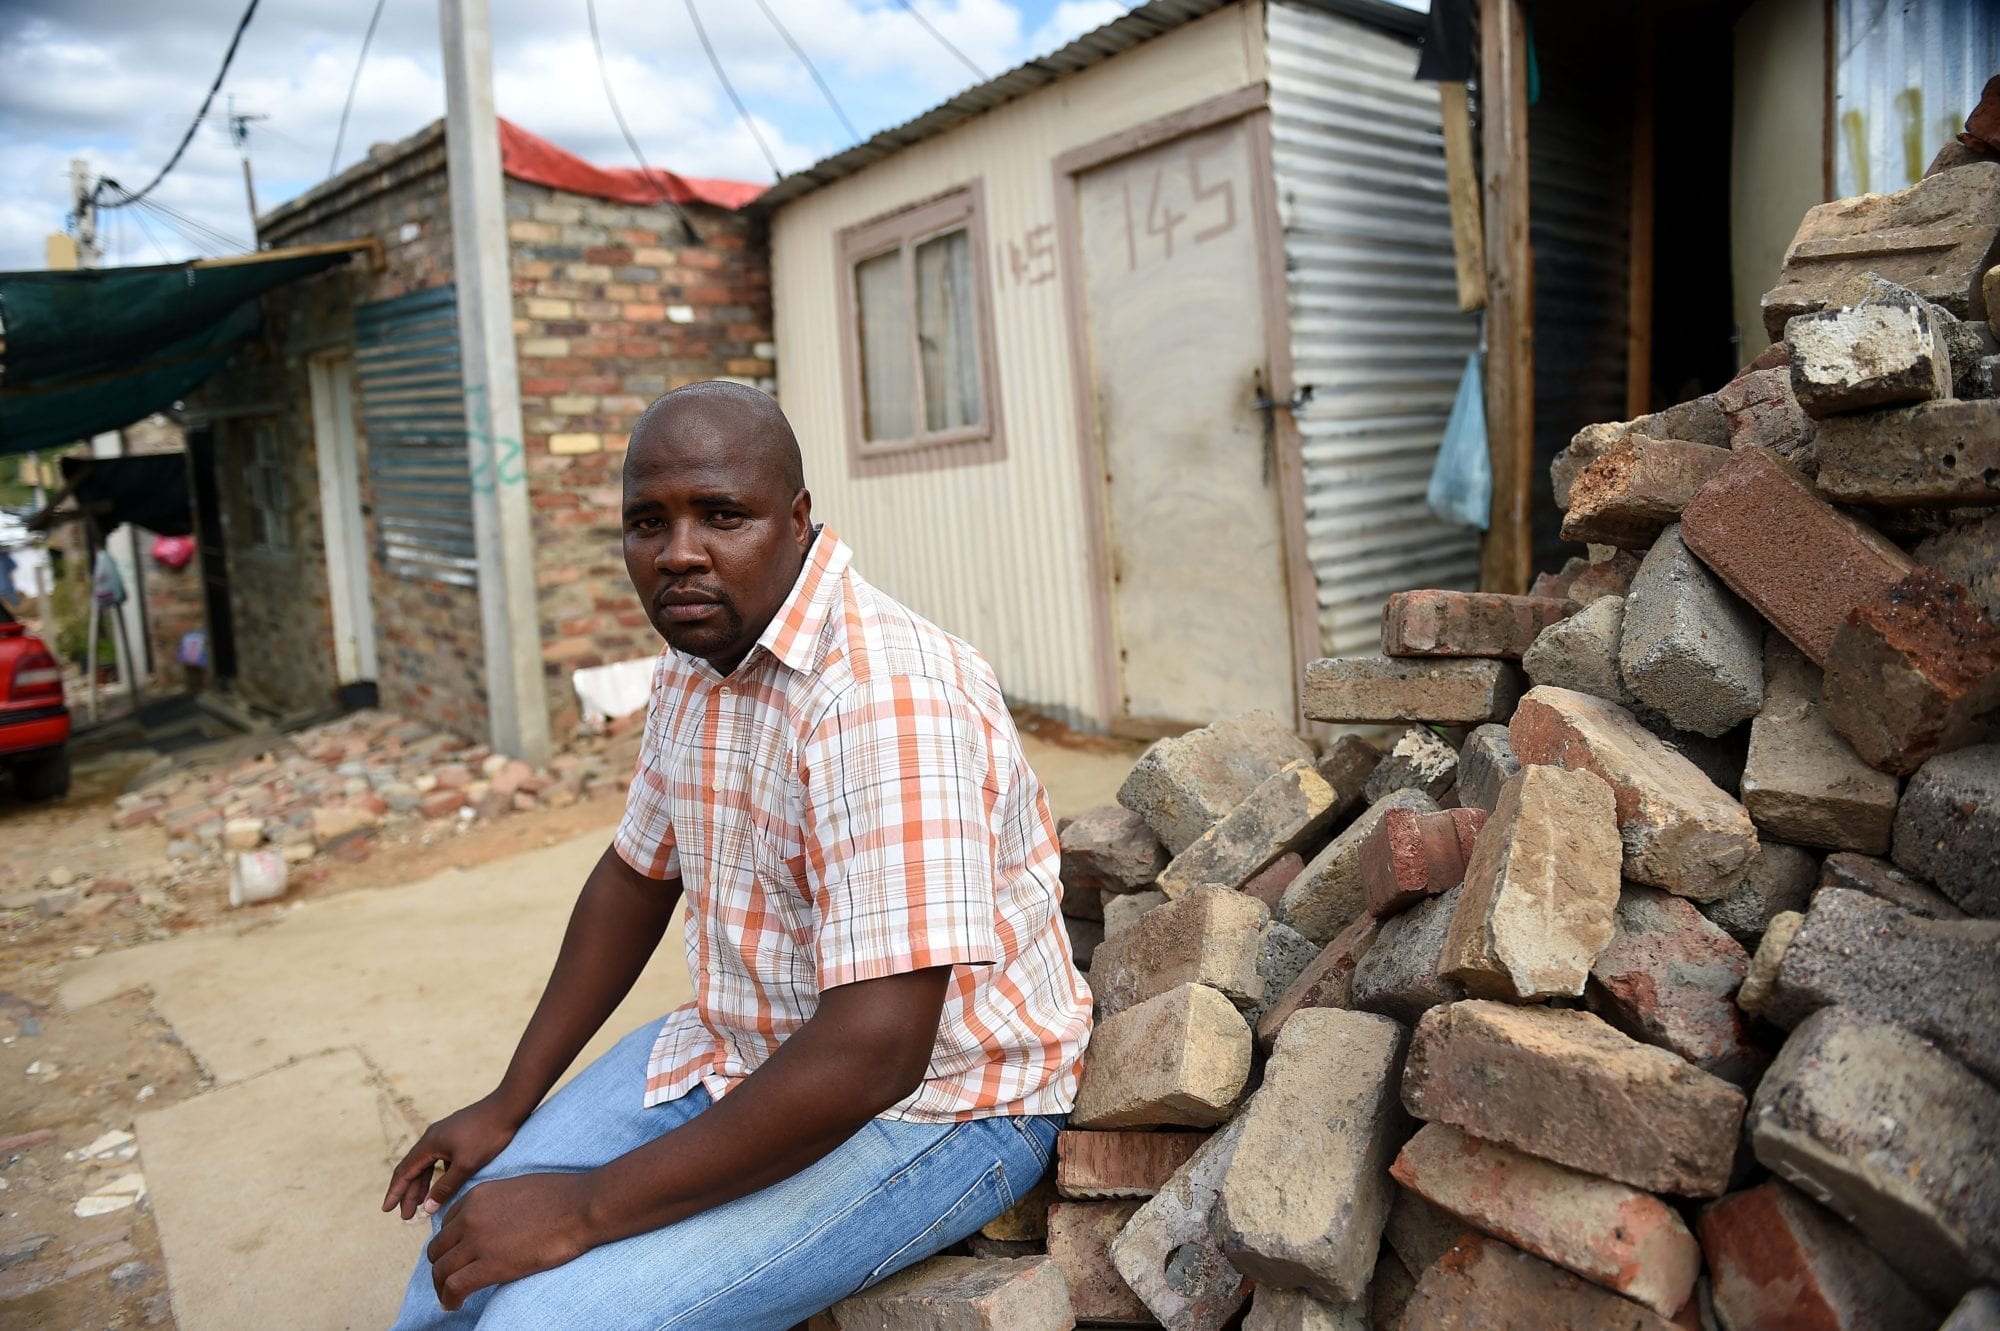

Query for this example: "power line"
[750,0,859,143]
[130,194,251,255]
[96,0,262,209]
[890,0,987,82]
[682,0,785,182]
[586,0,701,242]
[330,0,389,177]
[126,205,176,264]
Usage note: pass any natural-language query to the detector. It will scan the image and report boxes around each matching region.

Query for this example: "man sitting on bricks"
[382,381,1092,1329]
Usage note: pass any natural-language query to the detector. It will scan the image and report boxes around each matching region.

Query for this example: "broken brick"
[1351,883,1469,1024]
[1699,1180,1932,1331]
[1823,569,2000,776]
[1715,363,1816,468]
[1815,399,2000,507]
[1510,686,1759,901]
[1045,1202,1151,1325]
[1391,1122,1700,1317]
[1402,1001,1745,1197]
[1559,435,1734,549]
[1217,1009,1408,1303]
[1070,983,1251,1130]
[1439,766,1622,1001]
[1454,724,1520,814]
[1060,806,1169,895]
[1523,595,1632,706]
[1398,1234,1680,1331]
[1117,712,1313,855]
[1380,589,1573,660]
[1749,1006,2000,1301]
[1156,760,1340,899]
[820,1255,1073,1329]
[1892,743,2000,917]
[1587,886,1767,1087]
[1109,1117,1251,1331]
[1055,1130,1207,1200]
[1279,788,1439,942]
[1618,525,1765,739]
[1816,851,1964,920]
[1679,445,1915,664]
[1302,656,1525,727]
[1361,726,1459,805]
[1698,840,1820,944]
[1087,884,1268,1019]
[1742,635,1900,853]
[1785,300,1951,417]
[1254,913,1380,1049]
[1360,805,1485,918]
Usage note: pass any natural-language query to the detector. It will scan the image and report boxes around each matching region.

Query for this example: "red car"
[0,604,71,800]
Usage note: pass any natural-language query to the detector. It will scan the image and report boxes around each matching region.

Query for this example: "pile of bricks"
[108,710,636,877]
[810,162,2000,1330]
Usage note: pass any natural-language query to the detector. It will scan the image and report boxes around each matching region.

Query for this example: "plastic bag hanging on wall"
[1427,351,1492,531]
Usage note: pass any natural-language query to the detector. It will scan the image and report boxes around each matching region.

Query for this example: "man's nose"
[657,520,710,573]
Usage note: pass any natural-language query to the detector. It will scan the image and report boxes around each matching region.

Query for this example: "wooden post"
[1626,29,1656,419]
[1439,82,1487,313]
[1479,0,1534,594]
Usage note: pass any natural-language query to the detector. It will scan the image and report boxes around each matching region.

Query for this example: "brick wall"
[505,180,773,735]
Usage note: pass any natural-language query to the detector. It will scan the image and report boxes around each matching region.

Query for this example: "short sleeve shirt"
[613,526,1093,1121]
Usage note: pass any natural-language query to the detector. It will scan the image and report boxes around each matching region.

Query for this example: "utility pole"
[438,0,552,764]
[68,159,102,268]
[227,96,268,243]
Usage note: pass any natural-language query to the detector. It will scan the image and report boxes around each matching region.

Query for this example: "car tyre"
[16,750,71,802]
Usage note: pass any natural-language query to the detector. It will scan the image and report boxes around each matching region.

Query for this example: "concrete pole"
[69,159,101,268]
[438,0,551,764]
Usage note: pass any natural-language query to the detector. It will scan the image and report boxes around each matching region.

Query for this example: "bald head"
[627,381,804,498]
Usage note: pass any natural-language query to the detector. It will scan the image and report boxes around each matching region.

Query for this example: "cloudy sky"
[0,0,1135,271]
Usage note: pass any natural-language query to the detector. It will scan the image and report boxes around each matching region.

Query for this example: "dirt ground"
[0,703,1136,1329]
[0,727,633,1330]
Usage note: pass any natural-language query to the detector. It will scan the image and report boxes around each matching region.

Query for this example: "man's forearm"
[491,844,683,1119]
[572,967,950,1247]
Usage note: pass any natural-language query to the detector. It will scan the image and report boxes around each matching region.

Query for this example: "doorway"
[308,353,379,694]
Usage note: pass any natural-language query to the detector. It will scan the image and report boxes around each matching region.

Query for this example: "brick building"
[189,119,770,742]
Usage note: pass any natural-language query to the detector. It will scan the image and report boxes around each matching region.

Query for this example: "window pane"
[914,228,982,433]
[855,250,915,442]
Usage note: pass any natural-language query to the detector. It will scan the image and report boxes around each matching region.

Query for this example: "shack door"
[1072,114,1297,731]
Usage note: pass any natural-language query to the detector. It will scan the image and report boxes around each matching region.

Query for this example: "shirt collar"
[753,524,851,673]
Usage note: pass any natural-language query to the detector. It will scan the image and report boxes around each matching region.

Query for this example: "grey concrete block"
[1522,595,1632,704]
[1362,726,1459,805]
[1893,744,2000,918]
[1742,635,1900,853]
[1698,841,1820,944]
[1620,525,1765,737]
[1454,724,1520,815]
[1350,884,1466,1025]
[1750,1006,2000,1303]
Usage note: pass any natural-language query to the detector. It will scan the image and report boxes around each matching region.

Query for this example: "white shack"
[763,0,1477,735]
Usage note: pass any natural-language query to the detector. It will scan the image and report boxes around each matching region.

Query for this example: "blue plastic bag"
[1427,351,1491,531]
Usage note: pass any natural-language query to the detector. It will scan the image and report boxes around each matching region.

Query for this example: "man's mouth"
[657,590,726,623]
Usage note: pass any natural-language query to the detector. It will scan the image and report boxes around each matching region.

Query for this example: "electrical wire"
[330,0,390,177]
[137,195,248,252]
[750,0,859,142]
[890,0,987,82]
[126,204,176,264]
[96,0,262,209]
[682,0,785,182]
[586,0,701,243]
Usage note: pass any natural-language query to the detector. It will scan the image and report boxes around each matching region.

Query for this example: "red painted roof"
[498,119,765,211]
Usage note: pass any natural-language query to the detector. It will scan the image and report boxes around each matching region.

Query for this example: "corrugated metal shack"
[763,0,1473,736]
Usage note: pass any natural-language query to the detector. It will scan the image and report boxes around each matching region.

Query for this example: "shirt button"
[717,685,730,697]
[711,777,724,793]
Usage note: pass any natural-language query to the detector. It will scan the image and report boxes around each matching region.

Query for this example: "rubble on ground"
[819,166,2000,1329]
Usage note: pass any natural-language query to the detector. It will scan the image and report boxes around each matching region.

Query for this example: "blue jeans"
[390,1020,1062,1330]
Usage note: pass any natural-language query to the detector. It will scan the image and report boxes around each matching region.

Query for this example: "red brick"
[1679,446,1915,664]
[1045,1202,1151,1324]
[1569,549,1641,606]
[1587,886,1767,1087]
[1390,1123,1700,1316]
[1360,806,1485,918]
[1699,1181,1931,1331]
[1056,1130,1207,1200]
[1401,1001,1746,1198]
[1381,590,1574,659]
[1240,851,1304,912]
[1715,365,1816,465]
[1824,570,2000,775]
[419,790,465,819]
[1254,914,1379,1050]
[113,800,166,829]
[1399,1234,1680,1331]
[1559,435,1734,549]
[1528,558,1587,602]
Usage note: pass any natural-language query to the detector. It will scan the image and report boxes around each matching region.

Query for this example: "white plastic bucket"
[229,850,288,907]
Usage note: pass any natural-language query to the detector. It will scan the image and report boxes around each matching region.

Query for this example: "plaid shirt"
[614,527,1092,1121]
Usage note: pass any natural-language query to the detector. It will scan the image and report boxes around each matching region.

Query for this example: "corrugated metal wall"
[767,6,1267,727]
[1835,0,2000,199]
[1266,1,1480,656]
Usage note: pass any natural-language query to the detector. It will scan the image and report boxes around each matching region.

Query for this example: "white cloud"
[0,0,1141,271]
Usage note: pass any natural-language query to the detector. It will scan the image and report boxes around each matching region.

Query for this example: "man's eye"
[710,512,745,525]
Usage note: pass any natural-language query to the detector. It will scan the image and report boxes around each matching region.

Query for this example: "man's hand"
[425,1172,594,1311]
[382,1094,528,1221]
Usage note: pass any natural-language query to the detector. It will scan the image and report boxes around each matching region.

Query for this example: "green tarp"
[0,250,357,457]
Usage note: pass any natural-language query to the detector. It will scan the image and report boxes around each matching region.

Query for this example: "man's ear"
[792,489,813,549]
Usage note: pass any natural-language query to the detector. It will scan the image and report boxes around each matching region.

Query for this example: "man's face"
[621,413,812,676]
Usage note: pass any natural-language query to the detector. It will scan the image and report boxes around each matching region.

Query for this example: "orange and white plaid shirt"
[614,526,1092,1122]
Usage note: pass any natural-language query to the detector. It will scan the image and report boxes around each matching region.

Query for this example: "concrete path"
[57,734,1134,1330]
